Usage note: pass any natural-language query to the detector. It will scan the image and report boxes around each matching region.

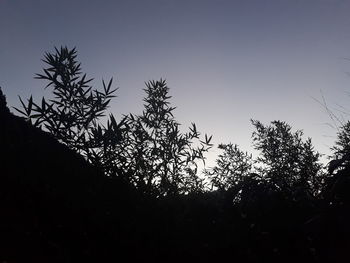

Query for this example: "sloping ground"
[2,89,350,262]
[0,90,143,262]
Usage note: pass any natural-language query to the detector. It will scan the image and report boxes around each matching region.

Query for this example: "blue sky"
[1,0,350,166]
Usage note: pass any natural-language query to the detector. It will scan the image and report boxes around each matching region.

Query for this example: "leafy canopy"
[206,143,253,191]
[207,120,323,196]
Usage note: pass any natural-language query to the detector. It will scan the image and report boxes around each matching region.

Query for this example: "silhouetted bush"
[206,120,324,207]
[251,120,323,194]
[113,79,213,196]
[205,143,253,191]
[13,47,127,177]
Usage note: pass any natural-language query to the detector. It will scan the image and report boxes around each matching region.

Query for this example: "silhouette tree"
[208,120,323,200]
[206,143,253,191]
[323,121,350,208]
[328,121,350,173]
[251,120,323,195]
[114,80,213,196]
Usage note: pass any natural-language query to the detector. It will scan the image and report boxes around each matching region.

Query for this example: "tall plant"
[14,46,126,172]
[115,80,213,196]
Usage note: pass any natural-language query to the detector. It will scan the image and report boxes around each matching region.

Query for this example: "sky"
[1,0,350,166]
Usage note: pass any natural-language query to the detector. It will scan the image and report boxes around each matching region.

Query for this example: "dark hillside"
[0,89,142,262]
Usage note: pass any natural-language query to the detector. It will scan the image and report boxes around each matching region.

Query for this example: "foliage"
[13,46,127,173]
[15,47,212,196]
[0,87,9,114]
[114,80,213,196]
[208,120,323,196]
[328,121,350,173]
[14,46,327,199]
[205,143,253,191]
[251,120,323,194]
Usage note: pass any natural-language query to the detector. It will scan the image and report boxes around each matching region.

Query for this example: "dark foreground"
[1,94,350,263]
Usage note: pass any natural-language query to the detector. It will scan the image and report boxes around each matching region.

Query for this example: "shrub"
[251,120,323,195]
[114,80,213,196]
[205,143,253,191]
[14,46,126,174]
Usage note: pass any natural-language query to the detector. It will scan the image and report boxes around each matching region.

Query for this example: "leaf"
[35,73,47,79]
[102,99,111,108]
[106,78,113,93]
[12,106,27,116]
[110,114,118,130]
[17,96,31,117]
[27,96,33,115]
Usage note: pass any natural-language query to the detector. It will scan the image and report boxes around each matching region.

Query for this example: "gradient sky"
[1,0,350,166]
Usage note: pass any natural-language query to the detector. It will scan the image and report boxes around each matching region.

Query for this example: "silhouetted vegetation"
[206,120,323,196]
[2,46,350,262]
[206,143,253,191]
[15,47,212,197]
[13,47,126,175]
[104,79,213,196]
